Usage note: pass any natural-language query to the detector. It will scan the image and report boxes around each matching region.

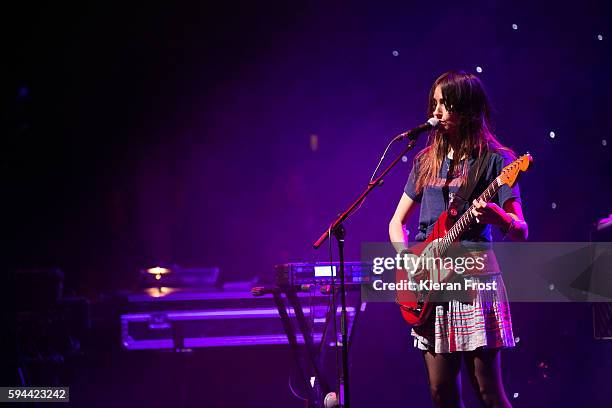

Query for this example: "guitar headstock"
[498,153,533,187]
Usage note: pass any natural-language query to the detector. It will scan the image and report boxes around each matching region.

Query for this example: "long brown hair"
[414,71,514,193]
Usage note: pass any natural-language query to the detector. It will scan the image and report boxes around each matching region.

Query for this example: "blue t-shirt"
[404,151,521,242]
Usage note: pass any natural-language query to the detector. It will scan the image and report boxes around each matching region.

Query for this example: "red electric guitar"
[396,153,532,325]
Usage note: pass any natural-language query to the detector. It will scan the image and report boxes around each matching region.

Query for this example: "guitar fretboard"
[439,177,502,253]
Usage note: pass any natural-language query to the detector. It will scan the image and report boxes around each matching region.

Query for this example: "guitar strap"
[448,149,492,219]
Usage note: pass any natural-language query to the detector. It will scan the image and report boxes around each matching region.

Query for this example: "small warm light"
[146,287,175,298]
[146,266,171,275]
[155,274,161,280]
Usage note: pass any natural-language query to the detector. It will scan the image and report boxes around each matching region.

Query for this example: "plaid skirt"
[411,274,515,353]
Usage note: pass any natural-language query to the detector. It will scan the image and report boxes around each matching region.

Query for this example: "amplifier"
[120,288,361,350]
[275,262,374,286]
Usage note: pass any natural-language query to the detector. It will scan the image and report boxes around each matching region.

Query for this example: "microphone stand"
[312,132,424,408]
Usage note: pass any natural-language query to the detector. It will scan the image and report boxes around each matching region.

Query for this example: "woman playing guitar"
[389,71,528,408]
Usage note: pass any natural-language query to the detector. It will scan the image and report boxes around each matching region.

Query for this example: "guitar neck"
[443,177,502,245]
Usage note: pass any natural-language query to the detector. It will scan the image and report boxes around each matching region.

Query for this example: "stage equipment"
[252,264,364,408]
[139,265,219,288]
[311,119,435,407]
[120,287,361,351]
[275,261,373,286]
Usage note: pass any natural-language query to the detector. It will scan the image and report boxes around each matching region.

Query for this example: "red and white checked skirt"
[411,274,515,353]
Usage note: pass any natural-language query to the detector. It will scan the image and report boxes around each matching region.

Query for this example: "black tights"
[422,348,512,408]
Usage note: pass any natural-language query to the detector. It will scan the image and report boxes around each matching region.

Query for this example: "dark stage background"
[4,1,612,407]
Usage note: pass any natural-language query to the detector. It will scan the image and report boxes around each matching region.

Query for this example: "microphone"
[397,117,440,140]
